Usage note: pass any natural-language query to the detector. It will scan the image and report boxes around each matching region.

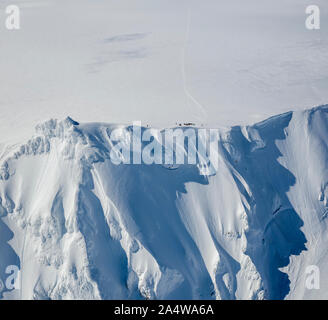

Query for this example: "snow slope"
[1,106,328,300]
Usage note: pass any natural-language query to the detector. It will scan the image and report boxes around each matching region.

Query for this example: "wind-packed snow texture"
[0,0,328,143]
[1,106,328,300]
[0,0,327,301]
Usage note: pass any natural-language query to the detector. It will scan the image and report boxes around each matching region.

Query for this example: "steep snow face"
[0,106,328,300]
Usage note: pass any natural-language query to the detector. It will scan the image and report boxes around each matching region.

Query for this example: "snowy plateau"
[1,0,328,300]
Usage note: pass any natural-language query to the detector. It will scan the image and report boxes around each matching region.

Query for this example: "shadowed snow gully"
[0,106,328,299]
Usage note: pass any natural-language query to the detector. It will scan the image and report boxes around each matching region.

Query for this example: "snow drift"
[1,105,328,300]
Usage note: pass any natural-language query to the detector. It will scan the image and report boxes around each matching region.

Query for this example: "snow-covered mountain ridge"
[1,105,328,300]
